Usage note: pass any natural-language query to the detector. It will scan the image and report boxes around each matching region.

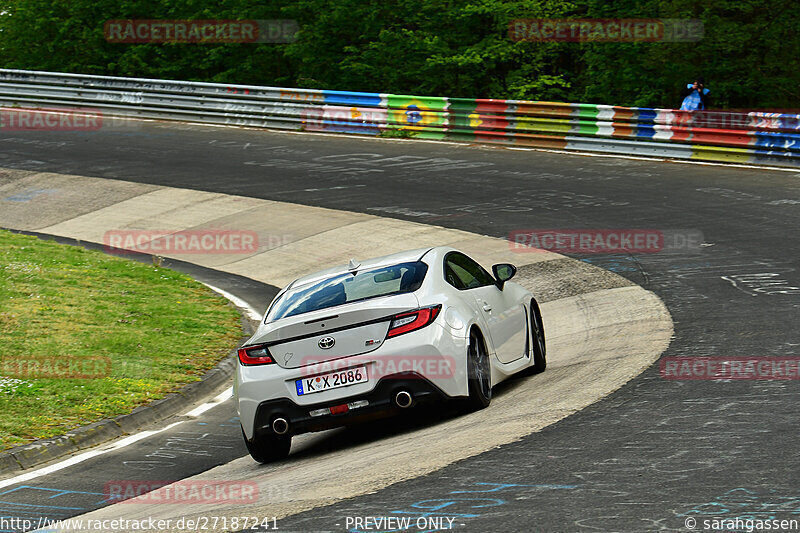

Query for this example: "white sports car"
[235,246,546,462]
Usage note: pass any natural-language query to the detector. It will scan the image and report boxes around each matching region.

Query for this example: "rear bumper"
[236,322,470,439]
[251,373,447,437]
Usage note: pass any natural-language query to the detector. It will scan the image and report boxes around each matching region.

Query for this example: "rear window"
[267,261,428,321]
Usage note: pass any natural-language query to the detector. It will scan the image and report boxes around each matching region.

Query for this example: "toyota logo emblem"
[318,336,335,350]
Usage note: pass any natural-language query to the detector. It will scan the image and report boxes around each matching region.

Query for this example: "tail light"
[387,305,442,338]
[238,345,275,366]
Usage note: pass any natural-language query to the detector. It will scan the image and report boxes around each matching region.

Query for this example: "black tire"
[529,298,547,374]
[466,330,492,410]
[241,425,291,463]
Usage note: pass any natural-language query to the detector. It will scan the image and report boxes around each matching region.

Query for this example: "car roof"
[288,246,446,289]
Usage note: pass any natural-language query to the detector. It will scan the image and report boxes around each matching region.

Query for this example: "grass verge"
[0,230,243,450]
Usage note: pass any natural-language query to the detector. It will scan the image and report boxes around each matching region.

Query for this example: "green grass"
[378,127,419,139]
[0,230,243,450]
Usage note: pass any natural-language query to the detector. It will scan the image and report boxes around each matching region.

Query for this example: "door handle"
[482,302,492,312]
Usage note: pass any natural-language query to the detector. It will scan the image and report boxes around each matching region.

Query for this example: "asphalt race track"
[1,121,799,532]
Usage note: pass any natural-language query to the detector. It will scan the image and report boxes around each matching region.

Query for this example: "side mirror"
[492,263,517,290]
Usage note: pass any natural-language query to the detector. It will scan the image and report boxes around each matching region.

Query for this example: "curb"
[0,306,258,477]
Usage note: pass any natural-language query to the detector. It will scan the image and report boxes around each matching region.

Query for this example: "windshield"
[267,261,428,322]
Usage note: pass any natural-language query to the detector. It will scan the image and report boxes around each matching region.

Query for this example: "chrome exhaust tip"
[395,391,413,409]
[272,417,289,435]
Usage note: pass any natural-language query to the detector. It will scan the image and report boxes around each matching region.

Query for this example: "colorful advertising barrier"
[0,69,797,168]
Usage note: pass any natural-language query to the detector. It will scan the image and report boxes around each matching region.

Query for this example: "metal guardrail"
[1,69,798,168]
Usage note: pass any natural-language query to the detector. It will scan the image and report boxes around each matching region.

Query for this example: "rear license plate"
[295,365,368,396]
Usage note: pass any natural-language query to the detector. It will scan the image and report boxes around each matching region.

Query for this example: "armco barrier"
[0,69,798,168]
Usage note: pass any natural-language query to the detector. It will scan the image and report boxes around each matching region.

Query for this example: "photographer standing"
[680,76,710,110]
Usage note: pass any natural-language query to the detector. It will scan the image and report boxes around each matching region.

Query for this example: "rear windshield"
[267,261,428,321]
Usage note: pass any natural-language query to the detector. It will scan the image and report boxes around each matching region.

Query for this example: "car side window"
[444,262,467,289]
[444,253,495,290]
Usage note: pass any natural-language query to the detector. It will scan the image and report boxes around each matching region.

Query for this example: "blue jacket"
[680,84,710,110]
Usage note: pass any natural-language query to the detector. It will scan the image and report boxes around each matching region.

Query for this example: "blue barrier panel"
[753,132,800,152]
[635,108,659,124]
[323,90,382,107]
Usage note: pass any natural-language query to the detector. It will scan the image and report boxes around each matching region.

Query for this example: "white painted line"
[279,129,464,145]
[74,113,796,173]
[270,184,368,195]
[525,147,799,172]
[0,390,236,488]
[184,387,234,418]
[0,283,259,488]
[0,422,184,489]
[201,282,263,322]
[667,159,800,172]
[252,126,799,172]
[532,148,667,162]
[96,114,466,145]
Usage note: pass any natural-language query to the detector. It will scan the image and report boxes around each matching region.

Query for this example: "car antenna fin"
[347,258,361,273]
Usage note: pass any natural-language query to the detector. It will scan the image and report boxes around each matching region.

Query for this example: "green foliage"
[378,127,418,139]
[282,0,577,100]
[0,229,242,448]
[0,0,797,109]
[577,0,800,108]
